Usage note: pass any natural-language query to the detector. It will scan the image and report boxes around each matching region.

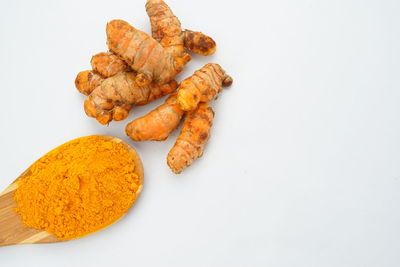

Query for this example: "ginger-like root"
[183,30,216,56]
[75,70,104,95]
[146,0,216,56]
[125,93,184,141]
[145,0,189,61]
[84,72,178,125]
[77,52,178,124]
[91,52,129,77]
[106,19,189,86]
[75,52,128,95]
[77,0,216,95]
[177,63,232,111]
[167,103,214,174]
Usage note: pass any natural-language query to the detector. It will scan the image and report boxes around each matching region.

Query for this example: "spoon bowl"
[0,135,143,246]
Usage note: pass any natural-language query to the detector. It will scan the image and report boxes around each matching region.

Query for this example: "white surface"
[1,0,400,266]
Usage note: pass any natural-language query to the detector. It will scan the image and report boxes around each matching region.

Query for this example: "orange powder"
[14,136,142,240]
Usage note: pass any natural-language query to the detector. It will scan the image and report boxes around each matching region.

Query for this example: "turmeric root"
[76,35,214,95]
[77,0,215,95]
[167,103,214,174]
[91,52,129,77]
[75,52,129,96]
[84,72,178,125]
[145,0,189,61]
[146,0,216,56]
[75,70,103,95]
[183,30,216,56]
[177,63,232,111]
[77,52,178,124]
[125,93,184,141]
[75,31,215,95]
[106,19,190,86]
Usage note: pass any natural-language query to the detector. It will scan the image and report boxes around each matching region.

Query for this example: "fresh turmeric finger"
[146,0,216,56]
[125,93,184,141]
[106,19,188,86]
[75,70,104,95]
[145,0,189,61]
[177,63,232,111]
[183,30,216,56]
[91,52,129,77]
[84,72,178,124]
[167,103,214,174]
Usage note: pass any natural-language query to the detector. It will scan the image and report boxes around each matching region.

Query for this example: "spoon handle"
[0,182,58,246]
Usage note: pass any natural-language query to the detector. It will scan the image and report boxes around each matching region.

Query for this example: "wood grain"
[0,135,144,247]
[0,179,58,246]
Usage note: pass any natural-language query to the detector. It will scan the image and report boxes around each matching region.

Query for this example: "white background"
[1,0,400,266]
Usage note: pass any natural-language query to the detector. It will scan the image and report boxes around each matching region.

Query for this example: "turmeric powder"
[14,136,143,240]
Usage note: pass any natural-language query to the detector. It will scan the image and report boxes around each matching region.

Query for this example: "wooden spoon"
[0,135,144,247]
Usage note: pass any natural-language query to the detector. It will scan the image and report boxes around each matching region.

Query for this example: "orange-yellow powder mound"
[14,135,142,240]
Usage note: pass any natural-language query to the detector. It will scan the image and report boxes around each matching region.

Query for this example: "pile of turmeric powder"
[14,136,143,240]
[75,0,233,173]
